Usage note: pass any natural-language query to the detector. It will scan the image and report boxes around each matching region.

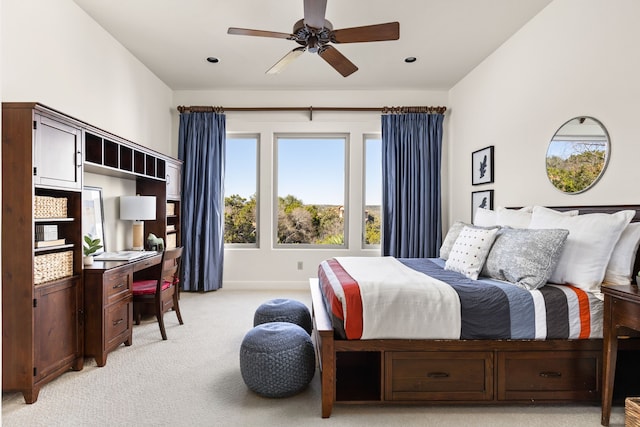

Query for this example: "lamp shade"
[120,196,156,221]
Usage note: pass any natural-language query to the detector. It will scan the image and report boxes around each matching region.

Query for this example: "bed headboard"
[508,205,640,285]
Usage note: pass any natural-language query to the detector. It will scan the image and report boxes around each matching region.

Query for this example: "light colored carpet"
[2,289,627,427]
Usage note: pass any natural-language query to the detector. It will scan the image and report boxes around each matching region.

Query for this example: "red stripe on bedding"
[317,264,345,323]
[566,284,591,339]
[323,259,364,339]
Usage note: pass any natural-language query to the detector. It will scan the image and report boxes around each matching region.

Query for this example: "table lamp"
[120,195,156,250]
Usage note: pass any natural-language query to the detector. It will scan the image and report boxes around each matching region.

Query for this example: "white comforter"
[333,257,461,339]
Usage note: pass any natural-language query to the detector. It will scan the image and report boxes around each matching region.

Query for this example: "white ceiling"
[72,0,553,91]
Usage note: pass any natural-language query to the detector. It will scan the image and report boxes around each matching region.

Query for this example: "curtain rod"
[176,105,446,121]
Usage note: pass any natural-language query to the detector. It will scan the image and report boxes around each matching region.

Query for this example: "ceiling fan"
[227,0,399,77]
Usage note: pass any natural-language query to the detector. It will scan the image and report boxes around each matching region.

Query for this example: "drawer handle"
[539,371,562,378]
[113,282,126,289]
[113,318,124,326]
[426,372,450,378]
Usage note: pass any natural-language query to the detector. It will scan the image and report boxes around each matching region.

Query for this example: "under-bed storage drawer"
[385,351,494,401]
[497,351,600,401]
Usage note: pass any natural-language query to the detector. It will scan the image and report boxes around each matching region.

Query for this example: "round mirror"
[546,116,610,194]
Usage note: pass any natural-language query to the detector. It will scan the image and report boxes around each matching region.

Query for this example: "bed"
[310,205,640,418]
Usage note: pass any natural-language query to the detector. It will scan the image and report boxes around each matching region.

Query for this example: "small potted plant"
[83,235,103,266]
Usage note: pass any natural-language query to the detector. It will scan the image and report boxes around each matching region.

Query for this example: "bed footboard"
[309,278,335,418]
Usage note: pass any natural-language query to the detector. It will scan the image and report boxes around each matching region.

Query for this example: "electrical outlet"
[297,261,303,270]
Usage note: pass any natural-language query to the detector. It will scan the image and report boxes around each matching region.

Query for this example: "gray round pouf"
[253,298,313,335]
[240,322,315,398]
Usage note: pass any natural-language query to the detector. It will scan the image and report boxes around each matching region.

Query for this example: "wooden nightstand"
[601,283,640,426]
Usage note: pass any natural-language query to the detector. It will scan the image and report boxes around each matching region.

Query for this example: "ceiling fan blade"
[332,22,400,43]
[266,47,306,74]
[318,45,358,77]
[227,27,292,39]
[303,0,327,29]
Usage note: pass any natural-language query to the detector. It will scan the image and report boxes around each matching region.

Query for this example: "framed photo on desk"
[82,186,106,254]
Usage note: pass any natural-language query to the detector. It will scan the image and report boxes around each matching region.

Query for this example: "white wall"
[1,0,173,155]
[173,90,449,289]
[1,0,175,252]
[83,173,136,252]
[448,0,640,224]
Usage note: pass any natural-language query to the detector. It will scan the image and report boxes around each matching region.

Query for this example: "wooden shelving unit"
[2,103,85,404]
[2,102,182,403]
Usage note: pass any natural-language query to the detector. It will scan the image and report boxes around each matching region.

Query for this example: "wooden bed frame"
[310,205,640,418]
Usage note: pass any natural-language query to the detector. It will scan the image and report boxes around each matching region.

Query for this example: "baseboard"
[222,280,310,291]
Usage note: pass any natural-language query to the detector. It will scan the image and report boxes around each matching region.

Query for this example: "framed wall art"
[82,186,106,254]
[471,190,494,223]
[472,145,494,185]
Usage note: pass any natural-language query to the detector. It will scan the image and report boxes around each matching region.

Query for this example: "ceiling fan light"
[306,35,320,53]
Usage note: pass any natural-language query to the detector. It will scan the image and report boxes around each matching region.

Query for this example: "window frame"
[362,133,382,249]
[273,133,349,249]
[224,133,260,248]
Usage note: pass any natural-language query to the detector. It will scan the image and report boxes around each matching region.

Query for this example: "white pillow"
[445,226,499,280]
[528,206,635,292]
[496,207,533,228]
[474,208,497,227]
[495,206,578,229]
[604,222,640,285]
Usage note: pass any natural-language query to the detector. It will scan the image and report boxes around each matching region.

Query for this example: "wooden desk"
[601,283,640,426]
[83,253,162,366]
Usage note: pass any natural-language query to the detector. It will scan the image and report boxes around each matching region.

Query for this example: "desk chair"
[132,247,184,340]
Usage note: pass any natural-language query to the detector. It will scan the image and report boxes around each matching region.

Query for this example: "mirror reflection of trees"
[546,143,606,193]
[546,117,609,194]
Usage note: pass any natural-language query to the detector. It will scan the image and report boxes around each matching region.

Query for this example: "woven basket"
[34,251,73,284]
[166,233,177,249]
[34,196,68,218]
[626,397,640,427]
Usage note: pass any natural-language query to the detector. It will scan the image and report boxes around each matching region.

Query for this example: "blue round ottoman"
[240,322,315,398]
[253,298,313,335]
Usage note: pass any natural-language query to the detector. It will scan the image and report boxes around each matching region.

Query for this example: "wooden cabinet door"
[33,114,82,190]
[33,279,83,383]
[166,161,181,200]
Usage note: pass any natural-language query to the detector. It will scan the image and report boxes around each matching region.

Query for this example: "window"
[275,135,347,246]
[224,135,259,245]
[363,135,382,247]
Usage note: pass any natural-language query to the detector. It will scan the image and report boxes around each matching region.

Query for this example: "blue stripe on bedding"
[400,258,546,339]
[540,286,569,338]
[400,258,505,339]
[426,258,536,338]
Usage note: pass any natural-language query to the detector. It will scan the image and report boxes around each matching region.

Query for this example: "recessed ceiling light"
[206,57,219,63]
[404,57,417,63]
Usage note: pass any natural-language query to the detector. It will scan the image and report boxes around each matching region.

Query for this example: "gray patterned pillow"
[481,227,569,290]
